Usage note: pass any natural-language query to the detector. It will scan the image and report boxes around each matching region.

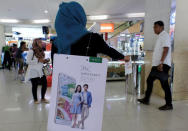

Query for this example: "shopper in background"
[16,41,28,74]
[55,1,130,61]
[12,44,18,69]
[138,21,173,111]
[2,45,11,70]
[50,37,58,67]
[26,39,50,104]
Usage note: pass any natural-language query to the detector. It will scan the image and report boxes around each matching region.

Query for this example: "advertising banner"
[48,54,108,131]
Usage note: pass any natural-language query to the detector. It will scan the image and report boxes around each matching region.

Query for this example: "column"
[144,0,172,50]
[143,0,172,97]
[0,24,5,55]
[173,0,188,100]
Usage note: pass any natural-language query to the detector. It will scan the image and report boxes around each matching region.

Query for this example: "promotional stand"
[48,54,108,131]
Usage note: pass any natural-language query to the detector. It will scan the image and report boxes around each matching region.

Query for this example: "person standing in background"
[2,45,11,70]
[16,41,28,74]
[12,44,18,69]
[50,37,58,67]
[26,39,50,104]
[138,21,173,111]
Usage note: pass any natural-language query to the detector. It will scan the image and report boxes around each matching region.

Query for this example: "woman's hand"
[39,59,50,64]
[124,56,130,62]
[45,58,50,63]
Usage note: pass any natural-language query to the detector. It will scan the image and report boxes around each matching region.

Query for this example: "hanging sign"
[100,23,114,33]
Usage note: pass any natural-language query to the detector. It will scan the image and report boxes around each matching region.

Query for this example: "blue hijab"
[55,2,89,54]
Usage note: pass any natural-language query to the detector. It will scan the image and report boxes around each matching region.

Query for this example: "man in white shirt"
[138,21,173,111]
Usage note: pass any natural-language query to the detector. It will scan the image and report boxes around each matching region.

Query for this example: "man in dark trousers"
[138,21,173,111]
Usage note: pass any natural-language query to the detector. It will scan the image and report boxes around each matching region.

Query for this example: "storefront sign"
[100,23,114,33]
[48,54,108,131]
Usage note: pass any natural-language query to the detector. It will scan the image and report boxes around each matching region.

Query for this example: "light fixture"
[33,19,50,24]
[0,19,19,23]
[44,10,48,14]
[88,15,109,20]
[126,13,145,18]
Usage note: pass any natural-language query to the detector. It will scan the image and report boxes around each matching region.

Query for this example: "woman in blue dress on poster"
[70,85,83,128]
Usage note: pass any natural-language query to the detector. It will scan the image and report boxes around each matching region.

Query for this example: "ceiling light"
[126,13,145,18]
[44,10,48,14]
[88,15,109,20]
[33,19,50,24]
[0,19,19,23]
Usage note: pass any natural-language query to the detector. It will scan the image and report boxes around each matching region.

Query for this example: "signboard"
[100,23,114,33]
[125,59,132,75]
[48,54,108,131]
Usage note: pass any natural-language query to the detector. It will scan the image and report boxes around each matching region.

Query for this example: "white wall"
[144,0,172,50]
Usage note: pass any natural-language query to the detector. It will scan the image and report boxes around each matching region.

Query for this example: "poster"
[48,54,108,131]
[125,59,132,75]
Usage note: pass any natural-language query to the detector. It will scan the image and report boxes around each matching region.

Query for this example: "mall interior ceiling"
[0,0,146,26]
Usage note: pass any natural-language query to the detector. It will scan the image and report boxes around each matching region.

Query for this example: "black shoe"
[159,104,173,111]
[137,98,149,105]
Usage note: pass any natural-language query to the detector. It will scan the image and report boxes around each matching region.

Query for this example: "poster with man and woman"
[48,54,108,131]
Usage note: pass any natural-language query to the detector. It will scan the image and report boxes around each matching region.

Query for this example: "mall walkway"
[0,70,188,131]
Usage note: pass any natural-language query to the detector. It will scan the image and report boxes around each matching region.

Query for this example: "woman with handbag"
[26,39,50,104]
[55,1,130,61]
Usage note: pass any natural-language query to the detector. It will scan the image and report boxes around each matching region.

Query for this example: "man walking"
[138,21,173,111]
[78,84,92,129]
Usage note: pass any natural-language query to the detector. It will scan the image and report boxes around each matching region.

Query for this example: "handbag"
[42,63,52,76]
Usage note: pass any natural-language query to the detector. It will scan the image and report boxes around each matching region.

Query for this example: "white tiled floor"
[1,70,188,131]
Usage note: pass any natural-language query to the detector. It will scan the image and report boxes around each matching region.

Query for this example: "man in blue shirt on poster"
[78,84,92,129]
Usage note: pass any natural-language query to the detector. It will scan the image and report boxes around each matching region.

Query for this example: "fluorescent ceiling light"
[126,13,145,18]
[33,19,50,24]
[44,10,48,14]
[0,19,19,23]
[88,15,109,20]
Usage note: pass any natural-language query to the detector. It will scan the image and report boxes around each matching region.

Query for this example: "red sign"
[100,23,114,33]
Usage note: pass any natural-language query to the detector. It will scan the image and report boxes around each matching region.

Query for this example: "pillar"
[144,0,172,50]
[172,0,188,100]
[0,24,5,56]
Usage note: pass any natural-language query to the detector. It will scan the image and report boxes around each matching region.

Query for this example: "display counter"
[107,60,145,95]
[107,60,144,81]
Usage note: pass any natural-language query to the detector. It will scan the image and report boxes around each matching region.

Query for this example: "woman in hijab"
[55,1,130,61]
[26,39,50,104]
